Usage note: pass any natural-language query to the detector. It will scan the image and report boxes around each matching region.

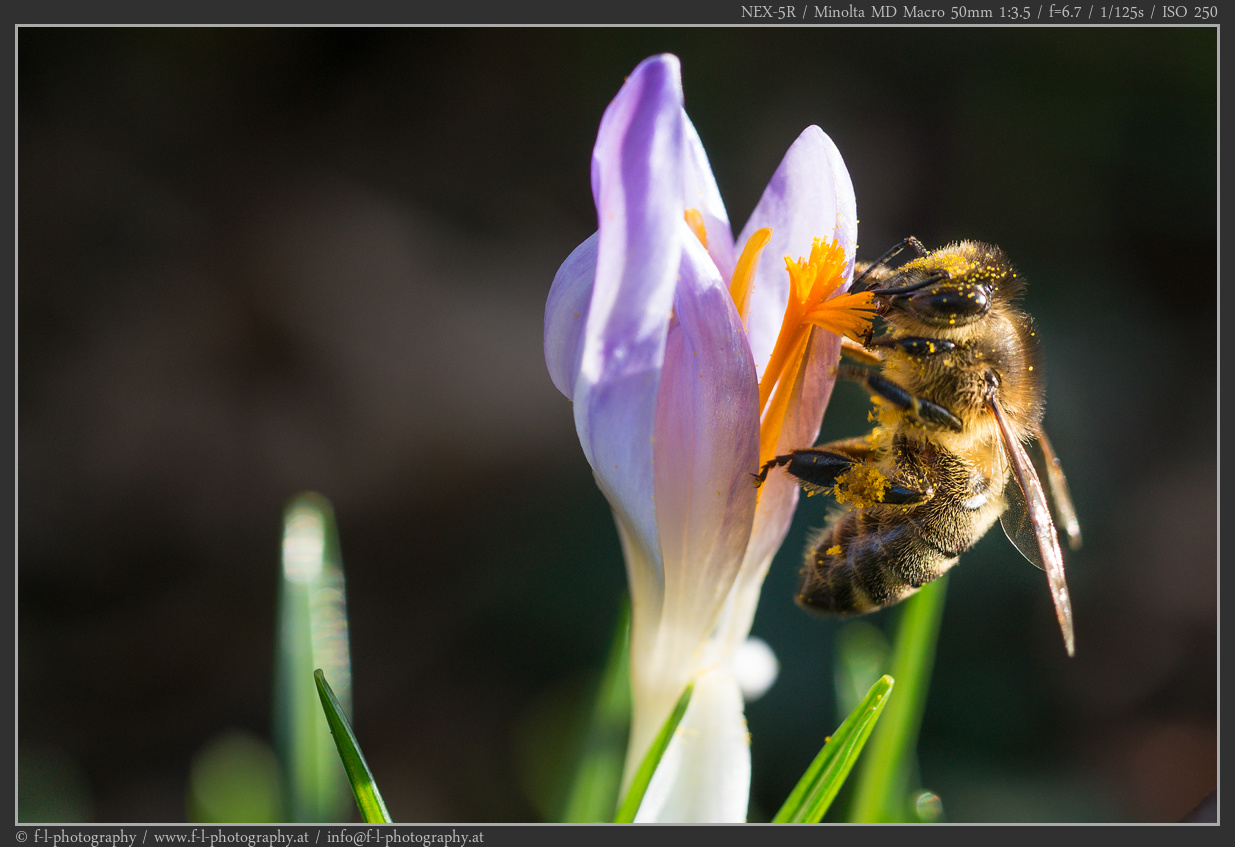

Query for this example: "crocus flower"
[544,54,873,822]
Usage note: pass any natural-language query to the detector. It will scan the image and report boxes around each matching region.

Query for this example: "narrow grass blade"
[315,670,392,824]
[273,492,353,821]
[847,573,948,822]
[612,683,694,823]
[560,601,631,822]
[772,675,894,823]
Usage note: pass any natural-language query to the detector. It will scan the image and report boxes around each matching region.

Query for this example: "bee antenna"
[870,272,950,298]
[852,236,928,292]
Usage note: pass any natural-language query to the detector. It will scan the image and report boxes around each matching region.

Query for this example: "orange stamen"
[728,227,771,330]
[684,208,708,248]
[757,330,809,466]
[685,222,877,482]
[755,237,877,466]
[804,290,880,340]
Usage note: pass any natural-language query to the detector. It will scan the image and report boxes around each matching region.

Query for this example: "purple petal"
[625,233,759,781]
[574,54,691,573]
[653,228,759,654]
[544,232,597,399]
[748,127,855,565]
[726,127,856,627]
[737,126,857,379]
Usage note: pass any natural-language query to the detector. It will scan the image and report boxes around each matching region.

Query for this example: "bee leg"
[886,434,935,505]
[813,435,879,461]
[838,363,964,432]
[751,454,791,486]
[865,336,957,358]
[840,335,883,366]
[755,444,930,506]
[753,448,855,493]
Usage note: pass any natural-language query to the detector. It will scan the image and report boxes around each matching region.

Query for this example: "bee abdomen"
[797,510,958,615]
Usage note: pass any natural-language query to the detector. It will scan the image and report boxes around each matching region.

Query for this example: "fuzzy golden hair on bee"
[755,238,1078,655]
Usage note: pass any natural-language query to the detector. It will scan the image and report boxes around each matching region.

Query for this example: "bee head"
[862,241,1017,329]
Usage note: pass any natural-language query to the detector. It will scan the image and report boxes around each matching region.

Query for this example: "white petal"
[633,667,751,823]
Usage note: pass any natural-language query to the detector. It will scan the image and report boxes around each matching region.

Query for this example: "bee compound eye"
[906,283,991,325]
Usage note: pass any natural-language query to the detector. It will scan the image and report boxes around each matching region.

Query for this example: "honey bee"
[754,239,1081,655]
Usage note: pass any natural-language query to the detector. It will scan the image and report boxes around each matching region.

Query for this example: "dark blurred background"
[18,27,1216,823]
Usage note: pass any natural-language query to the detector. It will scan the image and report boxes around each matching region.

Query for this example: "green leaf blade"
[773,674,895,823]
[315,670,392,824]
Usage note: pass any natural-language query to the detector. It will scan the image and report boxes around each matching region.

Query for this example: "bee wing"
[999,464,1044,570]
[1030,427,1082,551]
[1004,430,1083,558]
[990,396,1076,657]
